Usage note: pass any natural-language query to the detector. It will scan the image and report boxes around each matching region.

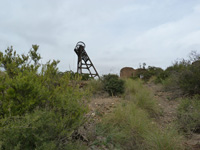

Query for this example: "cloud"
[0,0,200,75]
[105,3,200,70]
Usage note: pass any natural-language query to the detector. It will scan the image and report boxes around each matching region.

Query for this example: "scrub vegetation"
[0,47,199,149]
[94,79,184,150]
[0,46,90,149]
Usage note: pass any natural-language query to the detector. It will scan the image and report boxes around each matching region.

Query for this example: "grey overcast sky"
[0,0,200,75]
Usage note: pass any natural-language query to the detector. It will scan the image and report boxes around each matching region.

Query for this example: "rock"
[91,113,95,116]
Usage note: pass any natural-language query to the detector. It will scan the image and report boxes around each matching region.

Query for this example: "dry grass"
[124,79,160,117]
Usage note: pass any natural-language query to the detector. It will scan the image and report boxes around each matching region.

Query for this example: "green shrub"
[160,52,200,95]
[0,46,90,149]
[62,71,92,81]
[0,110,87,150]
[144,66,164,82]
[133,66,164,82]
[0,46,90,117]
[177,95,200,133]
[133,68,147,79]
[102,74,125,96]
[154,71,169,84]
[0,45,41,78]
[0,71,46,117]
[162,60,200,95]
[161,74,180,91]
[81,74,90,81]
[179,62,200,95]
[0,46,45,117]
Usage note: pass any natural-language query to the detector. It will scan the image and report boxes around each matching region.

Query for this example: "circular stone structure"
[120,67,135,78]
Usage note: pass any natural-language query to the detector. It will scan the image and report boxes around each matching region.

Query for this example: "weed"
[87,79,104,95]
[96,102,184,149]
[144,127,184,150]
[95,109,103,117]
[96,103,151,149]
[124,79,160,117]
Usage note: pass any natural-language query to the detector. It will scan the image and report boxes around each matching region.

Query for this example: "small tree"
[0,45,89,149]
[102,74,125,96]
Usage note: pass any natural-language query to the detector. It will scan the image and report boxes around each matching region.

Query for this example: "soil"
[75,96,121,150]
[146,83,200,150]
[146,83,180,128]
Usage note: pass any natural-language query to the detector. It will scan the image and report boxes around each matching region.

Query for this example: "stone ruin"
[120,67,136,78]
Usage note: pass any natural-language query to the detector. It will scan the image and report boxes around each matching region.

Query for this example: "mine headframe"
[74,41,100,78]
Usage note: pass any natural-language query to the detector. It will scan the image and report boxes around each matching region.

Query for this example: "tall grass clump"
[124,79,160,117]
[96,103,152,149]
[96,102,184,150]
[87,79,104,95]
[144,128,184,150]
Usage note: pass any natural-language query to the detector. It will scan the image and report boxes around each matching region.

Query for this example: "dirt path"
[75,97,121,150]
[146,83,179,128]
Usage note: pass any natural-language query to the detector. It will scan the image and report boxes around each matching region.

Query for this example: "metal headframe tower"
[74,41,100,78]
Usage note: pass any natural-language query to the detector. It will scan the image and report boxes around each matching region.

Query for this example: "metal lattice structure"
[74,41,100,78]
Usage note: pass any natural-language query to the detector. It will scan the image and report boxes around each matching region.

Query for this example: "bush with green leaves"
[163,60,190,84]
[154,70,169,84]
[81,74,90,81]
[178,61,200,95]
[177,95,200,133]
[144,66,164,82]
[102,74,125,96]
[0,45,89,149]
[160,51,200,95]
[0,71,47,116]
[0,109,88,150]
[133,66,164,83]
